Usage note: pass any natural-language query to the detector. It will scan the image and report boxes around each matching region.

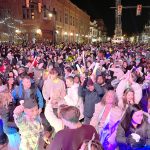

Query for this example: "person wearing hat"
[49,106,99,150]
[13,99,43,150]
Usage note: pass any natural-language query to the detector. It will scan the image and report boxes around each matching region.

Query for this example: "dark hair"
[23,75,31,81]
[49,67,59,75]
[120,104,144,132]
[96,75,105,83]
[73,75,81,84]
[60,106,80,123]
[65,67,72,73]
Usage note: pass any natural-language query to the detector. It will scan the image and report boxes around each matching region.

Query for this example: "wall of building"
[51,0,90,43]
[0,0,90,43]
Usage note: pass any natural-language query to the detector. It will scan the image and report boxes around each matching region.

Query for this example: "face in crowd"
[105,91,116,105]
[96,76,105,85]
[87,85,95,92]
[73,76,80,84]
[49,69,58,80]
[126,91,134,105]
[66,78,73,88]
[132,110,143,126]
[24,105,39,120]
[22,78,31,90]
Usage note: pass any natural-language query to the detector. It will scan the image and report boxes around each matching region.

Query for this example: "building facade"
[89,19,106,43]
[0,0,90,43]
[50,0,90,43]
[141,20,150,43]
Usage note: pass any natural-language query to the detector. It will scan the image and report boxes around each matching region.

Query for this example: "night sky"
[71,0,150,36]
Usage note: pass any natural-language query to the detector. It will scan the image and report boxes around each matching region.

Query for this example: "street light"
[64,32,68,35]
[15,29,21,34]
[70,33,73,36]
[36,29,42,35]
[56,30,59,34]
[48,13,53,18]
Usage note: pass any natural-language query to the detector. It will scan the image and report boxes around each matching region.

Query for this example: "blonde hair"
[0,90,12,108]
[100,90,118,106]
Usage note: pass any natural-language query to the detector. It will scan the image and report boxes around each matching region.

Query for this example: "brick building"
[0,0,90,43]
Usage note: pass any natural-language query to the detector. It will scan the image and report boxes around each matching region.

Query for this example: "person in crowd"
[13,99,43,150]
[33,61,45,86]
[80,138,103,150]
[7,76,16,92]
[90,90,123,149]
[116,104,150,150]
[122,61,129,73]
[42,67,66,112]
[0,78,9,148]
[79,78,104,124]
[116,71,142,109]
[140,74,150,113]
[0,88,20,150]
[0,41,149,149]
[12,75,44,114]
[64,66,73,79]
[64,76,84,120]
[73,75,81,85]
[45,100,66,134]
[96,75,108,93]
[49,106,99,150]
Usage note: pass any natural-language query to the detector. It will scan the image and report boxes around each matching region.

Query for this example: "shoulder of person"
[111,106,123,113]
[110,106,123,121]
[58,78,66,84]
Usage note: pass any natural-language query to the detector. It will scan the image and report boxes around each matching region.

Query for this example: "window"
[30,5,34,19]
[22,5,35,19]
[56,13,58,21]
[60,14,62,22]
[31,12,34,19]
[22,6,26,19]
[60,16,61,22]
[26,9,30,19]
[70,15,72,25]
[43,5,47,18]
[65,13,68,24]
[72,16,74,26]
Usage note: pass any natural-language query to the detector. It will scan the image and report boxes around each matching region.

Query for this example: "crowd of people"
[0,41,149,150]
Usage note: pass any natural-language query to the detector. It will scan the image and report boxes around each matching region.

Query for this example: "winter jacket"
[79,83,104,118]
[90,102,123,132]
[116,119,150,149]
[64,83,84,120]
[42,77,66,108]
[12,81,44,109]
[116,80,142,108]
